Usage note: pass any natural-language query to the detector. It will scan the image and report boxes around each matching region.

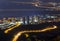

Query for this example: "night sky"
[0,0,60,18]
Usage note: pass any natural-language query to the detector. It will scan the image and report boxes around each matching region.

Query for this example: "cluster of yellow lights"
[12,25,57,41]
[4,22,21,34]
[25,34,29,38]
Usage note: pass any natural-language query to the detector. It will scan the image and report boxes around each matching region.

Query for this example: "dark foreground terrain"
[0,22,60,41]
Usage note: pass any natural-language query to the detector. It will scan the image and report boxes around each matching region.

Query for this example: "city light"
[12,25,57,41]
[4,22,21,34]
[0,15,60,30]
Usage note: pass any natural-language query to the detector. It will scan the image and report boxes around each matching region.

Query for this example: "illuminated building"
[29,16,33,24]
[32,15,39,24]
[24,16,29,25]
[19,17,25,24]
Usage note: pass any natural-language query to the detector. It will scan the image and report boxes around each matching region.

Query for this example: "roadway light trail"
[12,1,37,4]
[11,0,40,5]
[12,25,57,41]
[0,1,60,11]
[4,22,21,34]
[11,1,60,10]
[0,9,40,11]
[11,1,41,7]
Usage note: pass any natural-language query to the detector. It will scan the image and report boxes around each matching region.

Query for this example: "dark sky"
[0,0,60,18]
